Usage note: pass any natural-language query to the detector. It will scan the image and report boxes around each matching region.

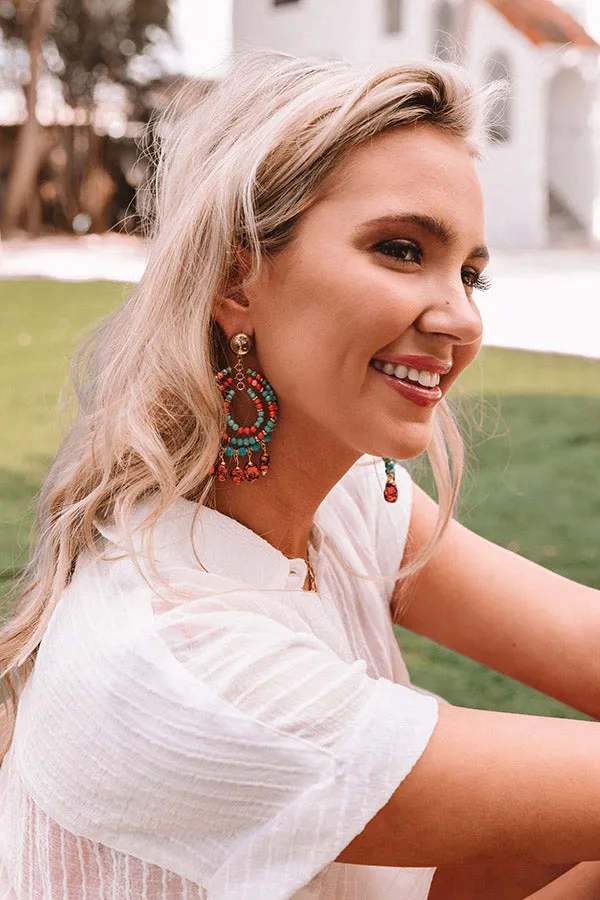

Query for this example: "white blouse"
[0,455,440,899]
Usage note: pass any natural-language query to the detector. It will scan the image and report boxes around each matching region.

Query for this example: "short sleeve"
[17,580,439,899]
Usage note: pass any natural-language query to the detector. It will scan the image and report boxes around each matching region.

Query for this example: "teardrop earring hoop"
[211,332,279,484]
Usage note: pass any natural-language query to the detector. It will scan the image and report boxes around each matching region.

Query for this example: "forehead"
[315,124,485,237]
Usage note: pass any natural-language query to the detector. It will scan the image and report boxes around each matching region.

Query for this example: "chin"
[364,423,434,462]
[393,419,434,460]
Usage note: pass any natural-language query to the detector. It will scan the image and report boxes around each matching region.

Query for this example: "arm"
[429,860,600,899]
[392,483,600,718]
[527,862,600,899]
[336,703,600,867]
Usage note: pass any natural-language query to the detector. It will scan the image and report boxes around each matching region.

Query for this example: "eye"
[373,239,423,264]
[462,268,492,292]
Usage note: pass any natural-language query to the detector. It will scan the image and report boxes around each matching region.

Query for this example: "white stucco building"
[233,0,600,249]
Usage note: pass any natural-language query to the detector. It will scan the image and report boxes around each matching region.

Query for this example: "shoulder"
[18,551,437,893]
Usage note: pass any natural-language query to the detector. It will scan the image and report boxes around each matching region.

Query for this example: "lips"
[370,359,444,408]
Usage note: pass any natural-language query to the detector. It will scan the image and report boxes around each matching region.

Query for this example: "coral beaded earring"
[212,333,279,484]
[382,457,398,503]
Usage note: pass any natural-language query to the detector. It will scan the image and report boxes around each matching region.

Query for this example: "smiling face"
[219,123,488,468]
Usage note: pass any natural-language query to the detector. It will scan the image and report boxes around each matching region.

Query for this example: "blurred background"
[0,0,599,718]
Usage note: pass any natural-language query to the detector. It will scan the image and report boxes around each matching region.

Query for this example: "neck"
[212,423,360,560]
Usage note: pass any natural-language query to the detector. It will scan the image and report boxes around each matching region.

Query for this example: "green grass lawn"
[1,278,599,720]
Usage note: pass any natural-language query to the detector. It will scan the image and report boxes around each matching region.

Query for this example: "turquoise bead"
[239,447,247,456]
[225,446,234,457]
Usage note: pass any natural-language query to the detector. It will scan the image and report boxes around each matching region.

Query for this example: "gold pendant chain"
[306,559,318,592]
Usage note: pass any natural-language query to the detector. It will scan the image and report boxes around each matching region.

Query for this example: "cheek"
[453,334,483,377]
[301,253,420,348]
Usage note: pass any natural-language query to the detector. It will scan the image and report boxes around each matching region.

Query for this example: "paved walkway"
[1,235,599,359]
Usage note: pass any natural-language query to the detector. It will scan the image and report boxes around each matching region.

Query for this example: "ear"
[213,249,254,339]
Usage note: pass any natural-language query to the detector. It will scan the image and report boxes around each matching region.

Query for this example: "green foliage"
[398,349,599,720]
[0,0,175,110]
[0,278,129,608]
[51,0,174,110]
[0,279,599,722]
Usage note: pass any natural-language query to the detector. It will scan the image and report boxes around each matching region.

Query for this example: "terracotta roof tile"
[485,0,599,49]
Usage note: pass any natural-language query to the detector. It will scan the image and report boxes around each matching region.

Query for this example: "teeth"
[371,360,443,388]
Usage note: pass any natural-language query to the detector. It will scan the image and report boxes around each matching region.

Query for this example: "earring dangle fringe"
[211,332,279,484]
[382,457,398,503]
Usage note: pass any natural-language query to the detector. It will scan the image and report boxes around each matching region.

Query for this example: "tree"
[1,0,57,235]
[0,0,176,236]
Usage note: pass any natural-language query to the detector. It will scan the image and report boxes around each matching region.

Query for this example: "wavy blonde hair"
[0,51,493,764]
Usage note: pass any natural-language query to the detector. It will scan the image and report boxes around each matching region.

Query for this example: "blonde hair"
[0,50,492,764]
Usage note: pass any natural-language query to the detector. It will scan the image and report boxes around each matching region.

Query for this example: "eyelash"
[373,239,492,292]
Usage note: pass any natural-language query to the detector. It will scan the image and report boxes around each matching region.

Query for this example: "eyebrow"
[356,214,490,264]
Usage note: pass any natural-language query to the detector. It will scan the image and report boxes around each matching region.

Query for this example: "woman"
[0,51,599,900]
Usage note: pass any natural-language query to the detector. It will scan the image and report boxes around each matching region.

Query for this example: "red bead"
[250,426,257,433]
[230,465,244,484]
[216,461,228,482]
[384,482,398,503]
[244,462,260,483]
[257,432,264,440]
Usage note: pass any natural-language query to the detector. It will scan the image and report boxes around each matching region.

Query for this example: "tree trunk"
[1,0,57,237]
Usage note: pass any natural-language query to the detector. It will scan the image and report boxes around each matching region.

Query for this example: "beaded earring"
[382,457,398,503]
[212,332,279,484]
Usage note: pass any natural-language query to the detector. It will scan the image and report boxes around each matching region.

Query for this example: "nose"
[416,281,483,348]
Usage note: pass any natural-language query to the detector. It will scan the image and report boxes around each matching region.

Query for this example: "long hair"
[0,50,494,764]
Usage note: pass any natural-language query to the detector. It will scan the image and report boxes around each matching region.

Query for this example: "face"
[219,123,487,467]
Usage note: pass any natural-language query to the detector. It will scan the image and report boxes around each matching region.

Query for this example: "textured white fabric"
[0,455,440,899]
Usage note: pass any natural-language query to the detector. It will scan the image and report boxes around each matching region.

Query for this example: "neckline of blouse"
[95,495,329,593]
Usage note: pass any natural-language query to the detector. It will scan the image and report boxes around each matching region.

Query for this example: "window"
[484,52,512,143]
[384,0,404,35]
[273,0,300,6]
[432,1,456,62]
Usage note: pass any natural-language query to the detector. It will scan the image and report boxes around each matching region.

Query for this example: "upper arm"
[394,483,600,715]
[337,701,600,867]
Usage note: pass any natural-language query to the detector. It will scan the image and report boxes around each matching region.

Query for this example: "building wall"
[469,2,548,247]
[234,0,453,62]
[547,65,596,230]
[234,0,358,60]
[233,0,599,247]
